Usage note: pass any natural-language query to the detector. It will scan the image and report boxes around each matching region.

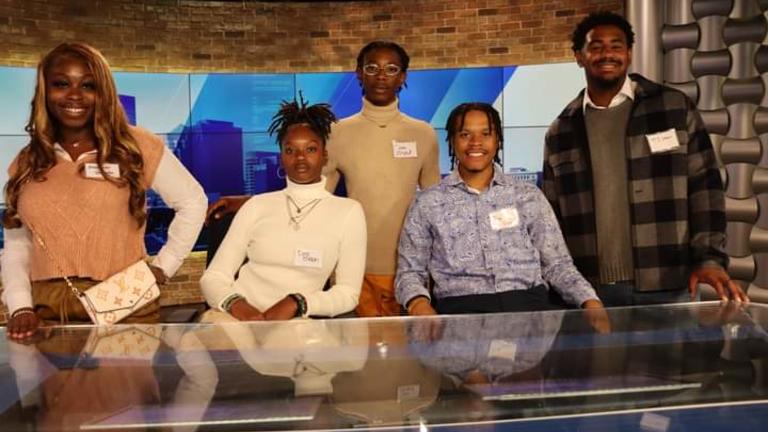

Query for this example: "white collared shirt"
[582,75,635,112]
[1,145,207,313]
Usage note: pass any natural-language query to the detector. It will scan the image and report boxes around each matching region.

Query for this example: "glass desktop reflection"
[1,302,767,431]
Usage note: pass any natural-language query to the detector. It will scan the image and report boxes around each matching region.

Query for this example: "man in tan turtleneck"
[326,41,440,316]
[207,41,440,317]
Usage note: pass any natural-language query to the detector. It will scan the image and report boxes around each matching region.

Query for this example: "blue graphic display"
[296,72,361,120]
[119,95,136,125]
[0,67,35,136]
[0,62,584,252]
[190,74,295,133]
[114,71,190,133]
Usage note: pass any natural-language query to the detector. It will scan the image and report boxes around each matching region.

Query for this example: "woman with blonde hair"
[2,42,207,339]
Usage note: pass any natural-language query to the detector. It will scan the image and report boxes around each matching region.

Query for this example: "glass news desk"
[1,302,767,431]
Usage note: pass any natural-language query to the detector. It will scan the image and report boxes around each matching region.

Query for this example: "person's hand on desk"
[228,298,265,321]
[696,300,746,327]
[205,195,250,225]
[581,299,611,334]
[263,296,299,321]
[6,309,47,342]
[688,266,749,303]
[407,296,436,316]
[407,297,443,342]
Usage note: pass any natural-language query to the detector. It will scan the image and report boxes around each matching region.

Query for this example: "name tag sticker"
[392,140,418,158]
[646,129,680,153]
[397,384,420,402]
[488,340,517,360]
[294,248,322,268]
[489,207,519,230]
[84,163,121,179]
[640,412,670,432]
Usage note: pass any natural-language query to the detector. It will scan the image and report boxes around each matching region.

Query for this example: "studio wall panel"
[660,0,768,297]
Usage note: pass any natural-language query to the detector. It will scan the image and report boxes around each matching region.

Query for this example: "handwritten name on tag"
[645,129,680,154]
[488,340,517,360]
[392,140,418,158]
[294,248,322,268]
[489,207,519,230]
[84,163,121,179]
[397,384,420,402]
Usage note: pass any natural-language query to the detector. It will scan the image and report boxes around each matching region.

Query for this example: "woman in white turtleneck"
[200,99,366,321]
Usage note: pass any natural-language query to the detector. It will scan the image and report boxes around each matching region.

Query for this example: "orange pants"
[355,274,403,317]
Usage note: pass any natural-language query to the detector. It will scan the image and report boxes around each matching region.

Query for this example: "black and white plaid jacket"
[543,74,727,292]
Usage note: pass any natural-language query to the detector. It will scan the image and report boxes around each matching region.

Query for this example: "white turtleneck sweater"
[200,177,367,317]
[324,98,440,275]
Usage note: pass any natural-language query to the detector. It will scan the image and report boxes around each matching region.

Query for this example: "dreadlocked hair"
[445,102,503,168]
[267,93,337,147]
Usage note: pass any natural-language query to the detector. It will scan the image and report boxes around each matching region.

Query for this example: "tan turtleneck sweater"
[324,98,440,275]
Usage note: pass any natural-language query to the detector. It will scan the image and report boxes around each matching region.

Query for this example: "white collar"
[53,143,97,162]
[284,175,330,200]
[582,75,635,112]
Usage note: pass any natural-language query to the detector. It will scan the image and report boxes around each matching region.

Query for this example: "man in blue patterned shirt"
[395,103,605,317]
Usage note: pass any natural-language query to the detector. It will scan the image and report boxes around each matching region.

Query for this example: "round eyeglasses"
[362,63,402,77]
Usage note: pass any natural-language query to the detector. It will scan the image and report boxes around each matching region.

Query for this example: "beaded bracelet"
[289,293,308,318]
[221,294,245,313]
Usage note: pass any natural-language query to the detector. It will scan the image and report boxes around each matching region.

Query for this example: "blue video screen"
[0,62,584,252]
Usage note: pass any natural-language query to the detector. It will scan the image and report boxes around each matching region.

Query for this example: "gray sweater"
[584,99,634,284]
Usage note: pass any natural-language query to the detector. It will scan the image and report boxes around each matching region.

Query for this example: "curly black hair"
[571,11,635,52]
[445,103,503,168]
[267,93,337,147]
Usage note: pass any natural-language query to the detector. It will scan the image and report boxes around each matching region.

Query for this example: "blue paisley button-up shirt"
[395,166,598,308]
[411,311,564,381]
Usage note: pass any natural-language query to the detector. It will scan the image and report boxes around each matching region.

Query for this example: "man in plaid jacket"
[543,11,747,306]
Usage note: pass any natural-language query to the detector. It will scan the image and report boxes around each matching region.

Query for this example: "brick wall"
[0,0,621,72]
[157,252,208,307]
[0,0,622,322]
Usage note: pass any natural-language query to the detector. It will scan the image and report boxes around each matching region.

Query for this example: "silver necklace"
[286,195,322,230]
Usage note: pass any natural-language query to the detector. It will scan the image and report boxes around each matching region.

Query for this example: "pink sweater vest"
[15,126,164,281]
